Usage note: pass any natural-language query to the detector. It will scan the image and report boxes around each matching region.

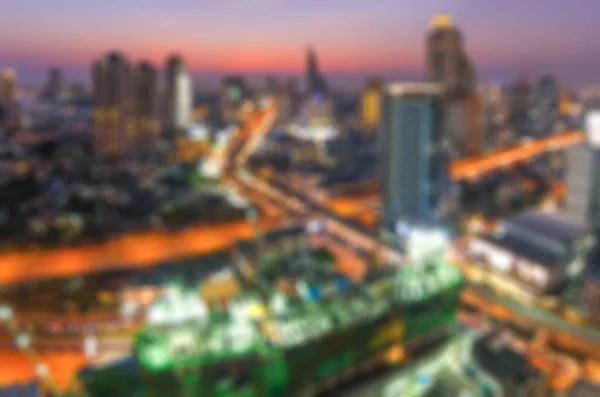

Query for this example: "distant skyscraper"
[306,46,327,95]
[509,73,533,137]
[133,62,160,152]
[532,75,560,137]
[426,14,474,98]
[165,55,193,139]
[220,76,246,124]
[0,68,17,131]
[381,83,448,231]
[92,52,134,156]
[277,78,301,121]
[40,67,62,102]
[427,14,477,158]
[361,78,383,129]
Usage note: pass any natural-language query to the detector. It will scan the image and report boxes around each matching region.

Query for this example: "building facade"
[381,83,448,231]
[132,62,160,152]
[219,76,246,124]
[361,78,383,129]
[532,75,560,138]
[165,55,193,139]
[305,46,327,95]
[92,52,135,157]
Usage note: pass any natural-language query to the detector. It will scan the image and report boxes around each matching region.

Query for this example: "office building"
[133,62,160,152]
[39,67,63,102]
[0,68,19,132]
[0,68,16,105]
[565,144,597,226]
[509,74,533,137]
[532,75,560,137]
[566,100,600,233]
[92,52,134,156]
[274,78,300,121]
[361,78,383,129]
[381,83,448,231]
[219,76,246,124]
[165,55,193,139]
[306,46,327,95]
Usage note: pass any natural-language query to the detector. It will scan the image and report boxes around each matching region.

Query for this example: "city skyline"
[2,0,600,88]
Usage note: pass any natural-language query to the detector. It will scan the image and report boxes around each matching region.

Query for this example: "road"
[451,131,583,181]
[0,350,86,390]
[462,286,600,361]
[0,217,280,285]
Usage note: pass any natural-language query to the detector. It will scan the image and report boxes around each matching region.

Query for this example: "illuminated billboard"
[586,111,600,148]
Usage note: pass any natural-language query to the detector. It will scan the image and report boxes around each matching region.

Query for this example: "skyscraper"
[40,67,62,102]
[532,75,560,137]
[509,73,533,138]
[381,83,448,231]
[0,68,17,131]
[92,52,134,156]
[305,46,327,95]
[566,99,600,232]
[277,78,301,121]
[426,14,473,98]
[133,62,160,152]
[426,14,478,158]
[219,76,246,124]
[361,78,383,129]
[165,55,193,139]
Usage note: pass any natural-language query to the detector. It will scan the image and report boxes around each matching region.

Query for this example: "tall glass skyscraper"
[381,83,449,232]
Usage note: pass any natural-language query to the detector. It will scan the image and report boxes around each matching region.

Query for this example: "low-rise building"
[467,210,594,302]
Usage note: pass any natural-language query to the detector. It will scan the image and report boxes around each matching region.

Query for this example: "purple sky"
[1,0,599,89]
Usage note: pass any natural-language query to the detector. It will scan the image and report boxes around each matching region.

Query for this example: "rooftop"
[504,210,587,247]
[482,233,566,268]
[429,13,455,29]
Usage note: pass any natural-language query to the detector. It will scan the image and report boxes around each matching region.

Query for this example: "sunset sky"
[1,0,599,88]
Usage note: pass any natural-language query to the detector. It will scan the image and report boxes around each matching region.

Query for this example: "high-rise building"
[509,74,533,137]
[306,46,327,95]
[165,55,193,139]
[219,76,246,124]
[133,62,160,152]
[566,100,600,232]
[565,144,596,226]
[0,68,16,104]
[465,92,484,156]
[277,78,301,121]
[427,14,478,158]
[381,83,449,231]
[40,67,63,102]
[426,14,474,98]
[531,75,560,137]
[0,68,17,131]
[361,78,383,129]
[92,52,134,156]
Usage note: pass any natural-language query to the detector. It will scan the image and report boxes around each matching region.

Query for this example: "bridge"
[451,131,584,182]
